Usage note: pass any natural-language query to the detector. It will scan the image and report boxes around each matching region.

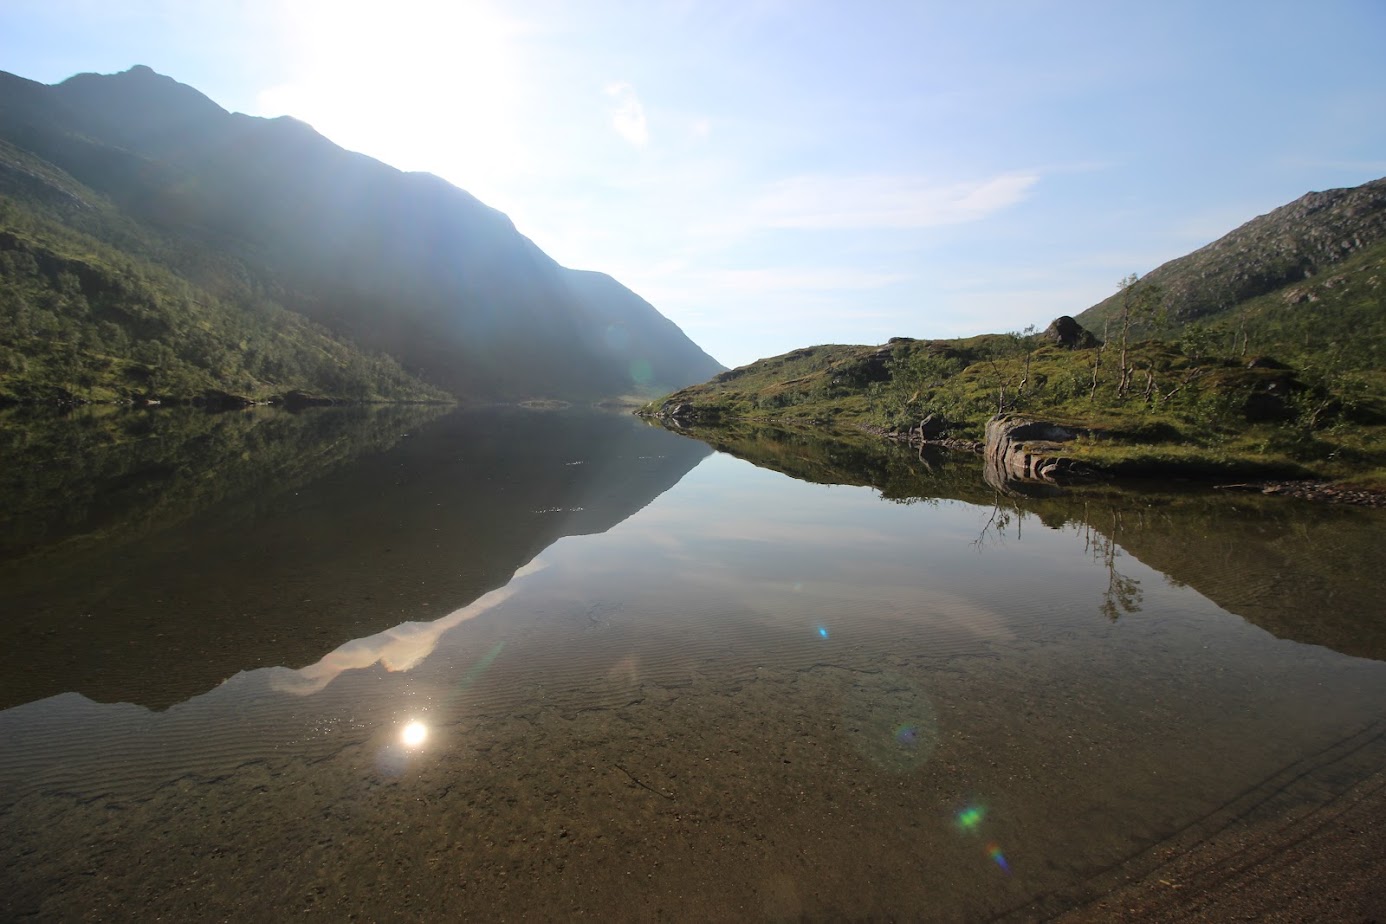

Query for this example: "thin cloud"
[605,81,649,147]
[699,266,910,293]
[1283,158,1386,175]
[751,172,1039,230]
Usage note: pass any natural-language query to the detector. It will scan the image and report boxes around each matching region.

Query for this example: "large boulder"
[1042,316,1100,349]
[917,414,949,439]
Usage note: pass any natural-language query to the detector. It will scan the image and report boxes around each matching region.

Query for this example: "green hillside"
[643,180,1386,487]
[0,191,449,405]
[1077,178,1386,333]
[1197,236,1386,373]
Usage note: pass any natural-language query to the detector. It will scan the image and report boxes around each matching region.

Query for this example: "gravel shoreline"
[1059,765,1386,922]
[1214,480,1386,508]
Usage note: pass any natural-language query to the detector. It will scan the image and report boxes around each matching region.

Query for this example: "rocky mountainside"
[0,65,722,403]
[1077,177,1386,332]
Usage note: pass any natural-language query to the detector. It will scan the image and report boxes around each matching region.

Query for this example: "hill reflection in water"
[2,415,1385,921]
[665,420,1386,662]
[0,406,712,709]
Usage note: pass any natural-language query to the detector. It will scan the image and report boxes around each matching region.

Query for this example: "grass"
[643,332,1386,483]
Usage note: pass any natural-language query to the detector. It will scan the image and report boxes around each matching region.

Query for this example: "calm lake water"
[2,406,1385,921]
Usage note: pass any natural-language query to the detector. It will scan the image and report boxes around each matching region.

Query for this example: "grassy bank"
[641,330,1385,485]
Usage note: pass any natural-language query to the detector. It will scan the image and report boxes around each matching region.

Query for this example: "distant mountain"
[1077,177,1386,334]
[0,65,722,403]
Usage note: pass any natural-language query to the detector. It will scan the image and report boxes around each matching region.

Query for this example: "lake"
[3,406,1385,921]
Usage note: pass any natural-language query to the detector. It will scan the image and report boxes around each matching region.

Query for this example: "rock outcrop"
[643,400,721,427]
[1042,316,1101,349]
[984,415,1089,484]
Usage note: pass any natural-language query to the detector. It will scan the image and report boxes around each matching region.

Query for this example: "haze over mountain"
[0,65,723,403]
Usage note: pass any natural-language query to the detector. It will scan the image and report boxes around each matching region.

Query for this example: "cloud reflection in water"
[269,561,547,696]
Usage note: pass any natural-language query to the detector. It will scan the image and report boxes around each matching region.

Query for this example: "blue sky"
[3,0,1384,368]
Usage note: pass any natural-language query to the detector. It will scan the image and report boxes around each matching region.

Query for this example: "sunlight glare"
[256,0,528,202]
[401,720,429,748]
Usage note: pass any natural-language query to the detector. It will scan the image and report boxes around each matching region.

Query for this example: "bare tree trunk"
[1089,320,1109,401]
[1117,312,1132,399]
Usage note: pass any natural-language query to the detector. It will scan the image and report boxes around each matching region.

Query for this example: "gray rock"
[917,414,948,439]
[1042,316,1100,349]
[984,415,1082,484]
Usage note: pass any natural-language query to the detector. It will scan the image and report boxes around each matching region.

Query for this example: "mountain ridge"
[0,65,722,404]
[1077,177,1386,332]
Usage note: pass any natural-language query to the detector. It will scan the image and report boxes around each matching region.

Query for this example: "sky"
[3,0,1385,369]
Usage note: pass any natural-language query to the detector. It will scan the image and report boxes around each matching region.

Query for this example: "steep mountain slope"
[0,65,722,402]
[0,188,449,404]
[1077,178,1386,334]
[1199,236,1386,372]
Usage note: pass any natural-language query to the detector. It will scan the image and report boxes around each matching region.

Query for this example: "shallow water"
[2,409,1384,921]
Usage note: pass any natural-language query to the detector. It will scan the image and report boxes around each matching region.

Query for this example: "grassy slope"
[1201,236,1386,373]
[644,291,1384,485]
[0,127,452,405]
[1076,177,1386,333]
[0,185,451,405]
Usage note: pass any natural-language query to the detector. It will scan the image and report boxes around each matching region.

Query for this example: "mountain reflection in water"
[0,406,711,709]
[2,413,1385,921]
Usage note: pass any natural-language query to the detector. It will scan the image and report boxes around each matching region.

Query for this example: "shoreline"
[644,408,1386,508]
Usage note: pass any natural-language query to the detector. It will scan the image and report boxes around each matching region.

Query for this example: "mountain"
[0,65,722,403]
[1077,178,1386,338]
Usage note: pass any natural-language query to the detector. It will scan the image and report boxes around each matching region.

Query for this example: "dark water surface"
[2,409,1384,921]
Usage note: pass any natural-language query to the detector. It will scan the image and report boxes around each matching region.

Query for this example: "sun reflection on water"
[401,720,429,748]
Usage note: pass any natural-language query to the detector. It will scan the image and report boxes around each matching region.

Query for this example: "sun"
[256,0,527,202]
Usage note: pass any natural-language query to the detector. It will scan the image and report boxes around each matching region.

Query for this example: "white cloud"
[698,266,910,294]
[750,171,1039,230]
[606,81,649,147]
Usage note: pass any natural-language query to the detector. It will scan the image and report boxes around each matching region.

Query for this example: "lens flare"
[839,671,939,773]
[401,720,428,748]
[817,626,829,638]
[987,842,1010,874]
[604,324,630,351]
[956,805,985,831]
